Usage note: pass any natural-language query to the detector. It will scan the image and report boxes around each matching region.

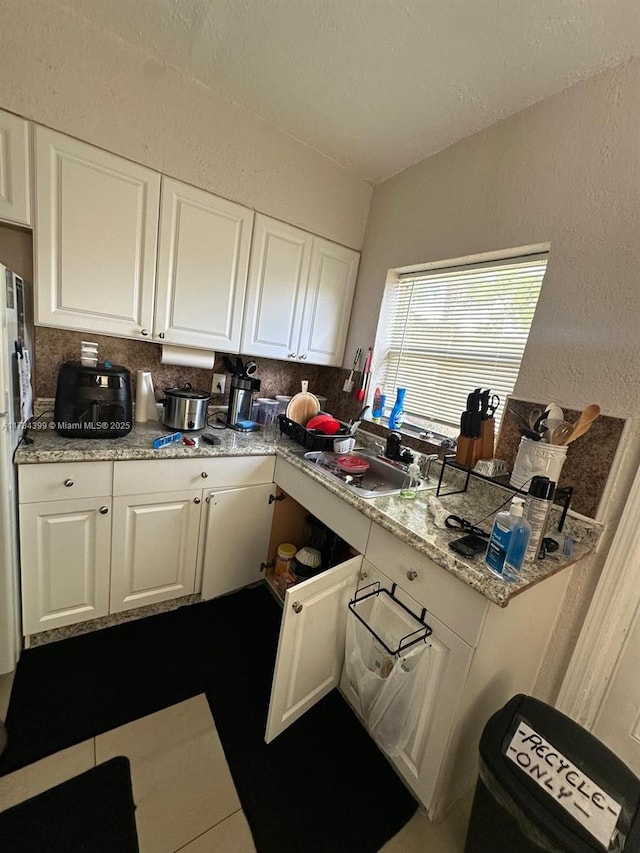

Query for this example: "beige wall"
[0,0,371,250]
[347,58,640,702]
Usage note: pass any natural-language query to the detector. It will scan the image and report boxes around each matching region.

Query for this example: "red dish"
[335,454,370,474]
[306,414,341,435]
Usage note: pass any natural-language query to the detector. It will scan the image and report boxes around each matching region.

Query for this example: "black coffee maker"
[54,362,132,437]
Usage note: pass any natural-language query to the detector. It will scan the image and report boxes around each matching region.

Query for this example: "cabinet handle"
[359,571,368,581]
[141,328,150,336]
[99,506,109,515]
[158,332,165,339]
[64,479,74,488]
[292,601,303,614]
[201,471,208,479]
[406,570,418,581]
[194,497,201,504]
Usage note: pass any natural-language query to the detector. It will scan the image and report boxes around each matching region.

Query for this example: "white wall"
[0,0,371,250]
[347,57,640,701]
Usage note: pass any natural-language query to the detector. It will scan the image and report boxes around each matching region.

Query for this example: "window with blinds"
[373,253,547,432]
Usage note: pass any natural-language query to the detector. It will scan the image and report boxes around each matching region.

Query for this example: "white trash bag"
[345,594,432,756]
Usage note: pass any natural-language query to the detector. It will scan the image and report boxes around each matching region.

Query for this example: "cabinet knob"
[141,328,150,336]
[298,354,307,360]
[288,352,297,359]
[406,570,418,581]
[359,571,368,581]
[64,479,74,487]
[99,506,109,515]
[292,601,303,614]
[201,471,208,478]
[194,497,201,504]
[158,332,165,339]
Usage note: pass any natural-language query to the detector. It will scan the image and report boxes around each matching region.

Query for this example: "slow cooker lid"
[164,384,210,400]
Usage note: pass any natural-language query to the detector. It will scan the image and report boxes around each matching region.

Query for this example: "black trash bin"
[465,694,640,852]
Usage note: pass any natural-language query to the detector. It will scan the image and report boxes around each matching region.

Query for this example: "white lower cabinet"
[339,561,473,817]
[110,490,203,613]
[18,456,276,634]
[19,496,112,634]
[266,555,363,742]
[200,483,275,600]
[265,457,569,823]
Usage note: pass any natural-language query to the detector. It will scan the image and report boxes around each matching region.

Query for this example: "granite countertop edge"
[14,424,602,609]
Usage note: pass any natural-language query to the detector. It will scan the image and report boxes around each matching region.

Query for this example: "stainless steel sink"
[293,448,439,498]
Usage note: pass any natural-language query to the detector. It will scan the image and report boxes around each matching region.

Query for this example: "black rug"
[0,585,417,852]
[0,756,139,853]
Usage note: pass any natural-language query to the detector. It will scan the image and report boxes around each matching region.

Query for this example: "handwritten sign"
[506,721,622,849]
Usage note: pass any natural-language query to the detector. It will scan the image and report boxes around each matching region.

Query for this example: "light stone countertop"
[14,419,602,608]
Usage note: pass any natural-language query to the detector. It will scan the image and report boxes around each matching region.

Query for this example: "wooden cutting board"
[286,381,320,427]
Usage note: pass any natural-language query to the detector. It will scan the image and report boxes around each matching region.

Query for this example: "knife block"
[479,417,495,461]
[455,436,482,468]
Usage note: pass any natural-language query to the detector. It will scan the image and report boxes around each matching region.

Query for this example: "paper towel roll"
[135,370,158,423]
[161,345,215,369]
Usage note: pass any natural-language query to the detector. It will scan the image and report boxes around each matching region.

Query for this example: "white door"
[110,490,202,612]
[0,109,31,226]
[241,214,312,361]
[592,603,640,776]
[339,562,473,815]
[299,238,359,366]
[34,126,160,339]
[200,483,274,600]
[265,555,362,743]
[155,178,254,352]
[19,497,112,634]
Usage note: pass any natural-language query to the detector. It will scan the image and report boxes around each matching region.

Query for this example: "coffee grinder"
[226,375,261,430]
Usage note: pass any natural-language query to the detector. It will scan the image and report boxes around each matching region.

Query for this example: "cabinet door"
[155,178,254,351]
[240,214,312,360]
[34,126,160,339]
[200,483,274,600]
[0,110,30,226]
[19,497,112,634]
[298,238,359,366]
[110,490,202,613]
[265,554,362,743]
[339,562,473,817]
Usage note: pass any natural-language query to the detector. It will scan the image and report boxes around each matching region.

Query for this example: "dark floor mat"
[0,585,417,852]
[0,756,139,853]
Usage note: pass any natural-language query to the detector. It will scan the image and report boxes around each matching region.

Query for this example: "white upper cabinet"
[300,237,359,366]
[241,214,359,366]
[154,178,254,351]
[0,110,31,226]
[241,215,312,361]
[34,126,160,339]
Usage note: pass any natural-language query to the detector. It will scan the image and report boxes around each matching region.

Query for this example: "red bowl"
[307,414,341,435]
[335,455,370,474]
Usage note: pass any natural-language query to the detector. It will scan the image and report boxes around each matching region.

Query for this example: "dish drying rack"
[348,582,432,656]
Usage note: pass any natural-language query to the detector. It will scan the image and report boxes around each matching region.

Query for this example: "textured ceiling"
[56,0,640,182]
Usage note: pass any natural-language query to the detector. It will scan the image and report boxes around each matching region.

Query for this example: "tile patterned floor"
[0,694,471,852]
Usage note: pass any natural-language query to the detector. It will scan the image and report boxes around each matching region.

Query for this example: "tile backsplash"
[34,327,367,421]
[34,329,624,520]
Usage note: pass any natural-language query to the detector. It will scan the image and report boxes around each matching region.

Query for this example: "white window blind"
[374,253,547,431]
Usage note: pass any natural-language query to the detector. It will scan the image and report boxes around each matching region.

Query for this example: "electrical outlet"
[212,373,226,395]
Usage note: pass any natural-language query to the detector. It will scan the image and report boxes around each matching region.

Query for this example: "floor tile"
[381,797,472,853]
[95,694,240,853]
[0,739,95,812]
[0,670,15,720]
[177,809,256,852]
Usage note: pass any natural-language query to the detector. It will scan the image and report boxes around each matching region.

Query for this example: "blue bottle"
[389,388,406,430]
[485,497,531,580]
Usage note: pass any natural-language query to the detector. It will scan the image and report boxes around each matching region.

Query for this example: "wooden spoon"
[550,423,574,445]
[565,404,601,444]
